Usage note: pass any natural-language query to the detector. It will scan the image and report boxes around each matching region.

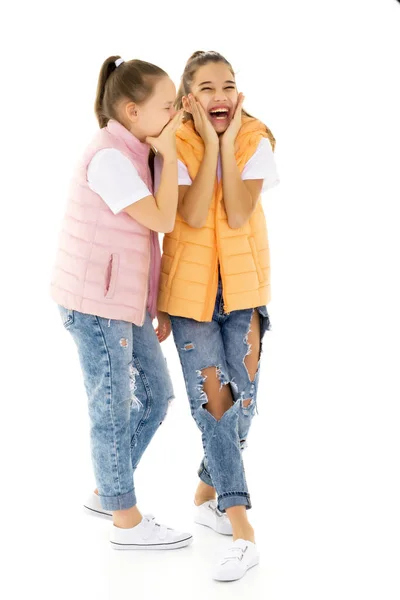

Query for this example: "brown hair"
[175,51,233,119]
[175,50,275,150]
[94,56,167,128]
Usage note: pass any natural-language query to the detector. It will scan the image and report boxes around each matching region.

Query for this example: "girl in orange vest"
[157,51,279,581]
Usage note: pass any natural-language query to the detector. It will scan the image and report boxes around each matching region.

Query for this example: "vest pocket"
[167,243,184,289]
[249,236,265,284]
[104,253,120,299]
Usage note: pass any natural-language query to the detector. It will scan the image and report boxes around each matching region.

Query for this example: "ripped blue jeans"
[170,281,270,512]
[58,307,174,511]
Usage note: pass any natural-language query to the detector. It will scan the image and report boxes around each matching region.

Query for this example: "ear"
[182,96,192,114]
[125,101,139,123]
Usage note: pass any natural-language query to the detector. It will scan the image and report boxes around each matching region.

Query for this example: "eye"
[225,86,236,90]
[200,87,212,91]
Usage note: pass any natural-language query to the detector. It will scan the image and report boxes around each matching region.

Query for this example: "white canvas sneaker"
[83,492,112,520]
[110,514,193,550]
[212,539,259,581]
[194,500,232,535]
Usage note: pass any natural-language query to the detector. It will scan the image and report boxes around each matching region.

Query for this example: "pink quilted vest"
[51,119,160,325]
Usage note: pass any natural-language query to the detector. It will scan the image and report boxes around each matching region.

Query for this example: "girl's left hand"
[220,93,245,147]
[155,310,171,342]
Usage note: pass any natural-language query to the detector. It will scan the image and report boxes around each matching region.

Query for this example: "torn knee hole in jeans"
[195,366,235,420]
[195,368,209,407]
[196,365,230,394]
[129,364,143,410]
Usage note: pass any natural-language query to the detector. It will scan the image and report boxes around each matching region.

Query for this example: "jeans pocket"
[58,305,74,330]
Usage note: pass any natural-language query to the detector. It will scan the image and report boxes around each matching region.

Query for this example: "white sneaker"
[194,500,233,536]
[212,539,259,581]
[110,514,193,550]
[83,492,112,520]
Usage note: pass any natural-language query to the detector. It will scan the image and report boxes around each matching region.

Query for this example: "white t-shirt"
[87,138,279,215]
[155,137,280,193]
[87,148,151,215]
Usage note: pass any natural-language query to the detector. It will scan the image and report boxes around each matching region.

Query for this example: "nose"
[213,88,228,102]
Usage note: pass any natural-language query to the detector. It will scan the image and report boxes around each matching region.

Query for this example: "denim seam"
[219,491,250,499]
[95,316,122,496]
[218,493,252,512]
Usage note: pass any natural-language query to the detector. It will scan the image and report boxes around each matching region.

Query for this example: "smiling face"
[184,62,239,134]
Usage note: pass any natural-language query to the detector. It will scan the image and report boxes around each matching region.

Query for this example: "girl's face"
[125,76,177,140]
[185,62,239,134]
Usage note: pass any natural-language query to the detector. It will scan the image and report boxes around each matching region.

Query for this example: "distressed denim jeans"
[58,307,174,511]
[170,279,270,512]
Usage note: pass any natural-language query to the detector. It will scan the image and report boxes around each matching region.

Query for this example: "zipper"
[202,180,220,321]
[215,182,227,316]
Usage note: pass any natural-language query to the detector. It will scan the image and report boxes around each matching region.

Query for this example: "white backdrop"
[2,1,400,598]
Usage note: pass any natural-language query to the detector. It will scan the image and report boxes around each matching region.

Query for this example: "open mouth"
[209,107,230,122]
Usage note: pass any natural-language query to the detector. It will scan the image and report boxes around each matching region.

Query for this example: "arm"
[124,112,182,233]
[124,157,178,233]
[178,94,220,228]
[178,143,219,228]
[220,139,263,229]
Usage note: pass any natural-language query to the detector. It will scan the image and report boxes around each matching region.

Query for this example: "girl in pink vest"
[51,56,192,551]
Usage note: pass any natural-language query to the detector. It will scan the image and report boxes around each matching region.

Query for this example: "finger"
[233,94,244,119]
[189,95,201,123]
[171,110,183,132]
[196,100,209,121]
[162,111,182,134]
[170,109,183,126]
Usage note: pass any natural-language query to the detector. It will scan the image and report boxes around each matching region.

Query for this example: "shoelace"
[220,544,248,565]
[142,514,168,541]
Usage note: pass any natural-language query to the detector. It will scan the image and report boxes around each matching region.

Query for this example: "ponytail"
[94,56,167,129]
[94,56,121,128]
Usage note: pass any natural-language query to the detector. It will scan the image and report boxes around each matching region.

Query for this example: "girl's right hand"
[188,94,219,147]
[146,111,183,160]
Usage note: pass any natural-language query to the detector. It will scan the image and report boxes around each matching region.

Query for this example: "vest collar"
[107,119,150,159]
